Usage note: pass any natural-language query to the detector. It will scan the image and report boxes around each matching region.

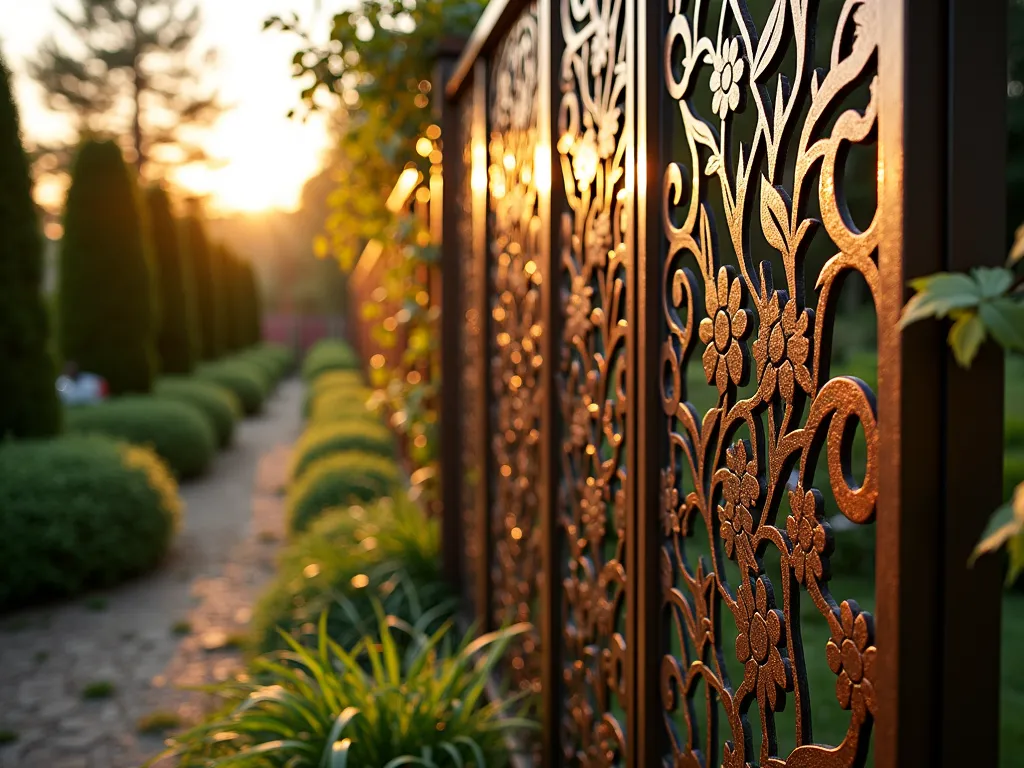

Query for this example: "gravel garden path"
[0,378,303,768]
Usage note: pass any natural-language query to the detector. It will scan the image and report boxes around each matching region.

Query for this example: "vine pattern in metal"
[488,4,544,695]
[659,1,880,765]
[457,89,483,617]
[556,0,631,763]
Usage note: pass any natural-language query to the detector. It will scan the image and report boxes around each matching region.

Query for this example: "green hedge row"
[0,436,181,610]
[65,344,295,478]
[301,338,361,382]
[65,397,217,480]
[154,376,241,449]
[158,340,529,768]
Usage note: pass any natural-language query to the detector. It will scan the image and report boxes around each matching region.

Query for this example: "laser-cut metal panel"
[555,0,634,763]
[487,2,545,695]
[456,85,485,621]
[655,1,881,766]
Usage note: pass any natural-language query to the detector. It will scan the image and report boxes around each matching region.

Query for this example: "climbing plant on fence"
[268,0,484,269]
[903,226,1024,578]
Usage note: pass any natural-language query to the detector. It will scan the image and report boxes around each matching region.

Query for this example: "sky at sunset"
[0,0,336,214]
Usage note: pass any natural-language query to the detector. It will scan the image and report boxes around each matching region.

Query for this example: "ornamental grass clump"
[253,495,454,653]
[287,451,401,533]
[158,615,536,768]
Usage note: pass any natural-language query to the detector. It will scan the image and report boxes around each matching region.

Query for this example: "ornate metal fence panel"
[439,0,1007,766]
[487,3,546,697]
[654,2,882,765]
[556,0,633,763]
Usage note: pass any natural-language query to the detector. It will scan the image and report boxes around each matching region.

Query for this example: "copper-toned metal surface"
[655,1,882,765]
[440,0,1007,764]
[554,0,633,762]
[487,3,544,695]
[454,82,485,618]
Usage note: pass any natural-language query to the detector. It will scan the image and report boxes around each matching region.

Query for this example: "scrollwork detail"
[660,0,882,766]
[558,0,631,763]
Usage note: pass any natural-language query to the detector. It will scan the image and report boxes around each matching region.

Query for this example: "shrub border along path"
[0,380,301,768]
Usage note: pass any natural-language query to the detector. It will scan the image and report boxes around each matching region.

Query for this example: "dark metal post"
[538,0,563,762]
[634,0,665,763]
[438,43,466,589]
[877,1,1005,765]
[939,0,1006,762]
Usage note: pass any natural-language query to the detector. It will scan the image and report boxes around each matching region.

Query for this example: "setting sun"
[1,0,332,216]
[173,108,329,214]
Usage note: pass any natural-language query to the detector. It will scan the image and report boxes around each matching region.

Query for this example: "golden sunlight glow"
[386,168,423,213]
[173,107,328,214]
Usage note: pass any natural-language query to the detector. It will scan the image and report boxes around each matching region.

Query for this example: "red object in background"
[261,314,348,355]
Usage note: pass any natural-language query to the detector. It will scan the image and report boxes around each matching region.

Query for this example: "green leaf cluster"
[900,266,1024,367]
[268,0,485,269]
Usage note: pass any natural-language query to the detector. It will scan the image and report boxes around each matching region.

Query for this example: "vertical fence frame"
[439,0,1008,764]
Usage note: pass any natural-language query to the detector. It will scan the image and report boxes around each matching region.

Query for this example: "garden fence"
[437,1,1007,766]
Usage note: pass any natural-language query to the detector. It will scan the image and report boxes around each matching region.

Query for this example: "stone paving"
[0,379,302,768]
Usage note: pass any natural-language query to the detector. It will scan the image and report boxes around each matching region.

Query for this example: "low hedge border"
[0,435,181,610]
[65,396,216,479]
[154,376,241,449]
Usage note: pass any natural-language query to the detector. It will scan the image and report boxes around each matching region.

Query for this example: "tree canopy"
[28,0,222,181]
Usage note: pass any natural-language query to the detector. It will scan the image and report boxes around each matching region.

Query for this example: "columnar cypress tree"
[185,214,224,360]
[242,259,263,346]
[59,139,156,394]
[216,244,239,353]
[0,51,61,437]
[223,246,252,351]
[146,186,199,373]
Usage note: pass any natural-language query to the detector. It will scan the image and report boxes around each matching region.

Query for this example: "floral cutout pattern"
[699,267,752,394]
[488,5,543,699]
[660,0,883,766]
[557,0,631,763]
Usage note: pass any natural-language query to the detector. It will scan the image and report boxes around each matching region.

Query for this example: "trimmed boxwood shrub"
[65,397,216,479]
[59,139,157,395]
[308,387,377,423]
[147,185,200,374]
[195,360,268,415]
[252,496,452,653]
[287,451,401,532]
[0,435,181,610]
[301,339,361,382]
[302,370,366,416]
[231,348,279,386]
[154,376,241,449]
[0,51,61,438]
[290,420,395,481]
